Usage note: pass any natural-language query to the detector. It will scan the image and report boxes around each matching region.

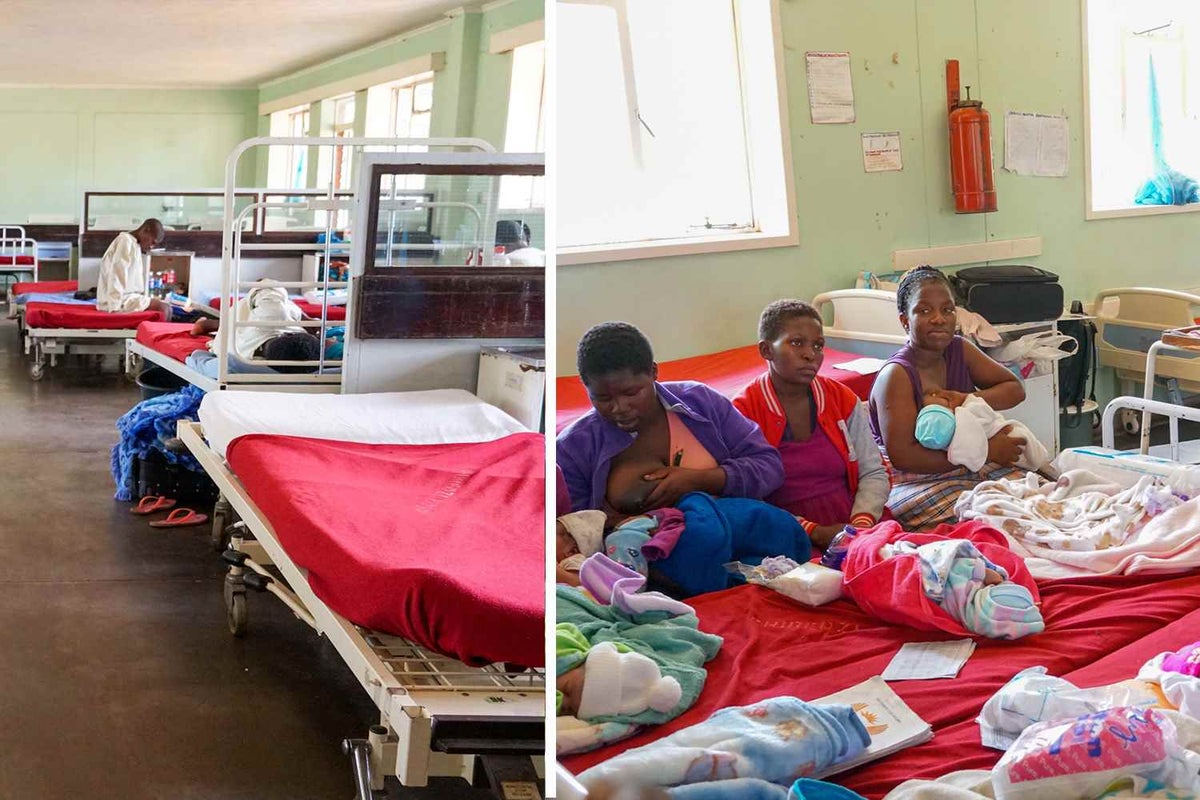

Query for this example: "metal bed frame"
[25,326,134,382]
[0,225,39,284]
[178,420,545,796]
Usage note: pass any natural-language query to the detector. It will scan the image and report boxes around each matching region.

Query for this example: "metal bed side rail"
[1101,395,1200,459]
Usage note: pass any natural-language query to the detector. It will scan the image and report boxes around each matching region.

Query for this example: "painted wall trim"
[0,83,256,90]
[891,237,1044,271]
[558,230,800,266]
[259,53,447,115]
[488,20,544,53]
[257,17,453,90]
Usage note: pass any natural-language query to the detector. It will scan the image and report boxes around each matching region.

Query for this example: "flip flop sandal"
[149,508,209,529]
[132,495,177,515]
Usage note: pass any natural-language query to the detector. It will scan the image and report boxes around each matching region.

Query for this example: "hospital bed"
[24,301,161,382]
[1093,287,1200,435]
[0,225,40,286]
[179,389,545,797]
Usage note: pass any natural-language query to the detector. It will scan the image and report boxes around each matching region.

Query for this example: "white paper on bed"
[199,389,528,458]
[955,469,1200,579]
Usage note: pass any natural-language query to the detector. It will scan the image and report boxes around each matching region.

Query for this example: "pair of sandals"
[131,495,209,528]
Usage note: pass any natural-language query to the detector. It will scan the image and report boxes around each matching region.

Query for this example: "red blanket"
[208,295,346,321]
[25,302,162,329]
[11,280,77,296]
[226,432,546,668]
[555,343,876,432]
[0,255,35,266]
[135,322,211,363]
[563,569,1200,798]
[842,520,1038,638]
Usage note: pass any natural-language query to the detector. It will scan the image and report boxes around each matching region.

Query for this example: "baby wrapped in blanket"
[843,521,1044,640]
[917,390,1050,472]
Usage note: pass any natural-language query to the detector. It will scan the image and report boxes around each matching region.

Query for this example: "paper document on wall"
[813,676,933,778]
[1004,111,1069,177]
[881,639,976,681]
[862,132,903,172]
[806,52,856,124]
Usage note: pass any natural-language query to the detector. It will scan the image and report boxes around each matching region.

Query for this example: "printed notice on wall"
[806,51,855,124]
[862,132,903,172]
[1004,111,1069,177]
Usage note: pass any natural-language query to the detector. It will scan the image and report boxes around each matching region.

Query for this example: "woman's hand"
[640,466,724,509]
[986,424,1025,467]
[928,389,970,410]
[809,523,845,550]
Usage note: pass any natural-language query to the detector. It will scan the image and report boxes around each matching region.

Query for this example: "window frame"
[556,0,798,265]
[499,38,546,211]
[1082,0,1200,220]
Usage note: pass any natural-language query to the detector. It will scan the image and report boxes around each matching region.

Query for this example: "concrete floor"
[0,318,497,799]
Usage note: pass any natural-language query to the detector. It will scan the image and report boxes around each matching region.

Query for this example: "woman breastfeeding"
[556,321,784,521]
[869,266,1027,529]
[733,300,891,549]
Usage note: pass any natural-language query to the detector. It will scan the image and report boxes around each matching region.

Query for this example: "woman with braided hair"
[868,266,1027,529]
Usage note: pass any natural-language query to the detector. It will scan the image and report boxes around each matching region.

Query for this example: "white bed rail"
[215,136,496,389]
[0,225,39,282]
[1101,395,1200,460]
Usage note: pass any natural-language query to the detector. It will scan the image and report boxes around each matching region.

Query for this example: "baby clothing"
[578,641,684,720]
[577,696,870,789]
[578,553,694,618]
[916,395,1049,472]
[1139,642,1200,719]
[561,510,606,558]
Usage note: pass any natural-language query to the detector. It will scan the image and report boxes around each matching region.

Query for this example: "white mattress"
[198,389,529,458]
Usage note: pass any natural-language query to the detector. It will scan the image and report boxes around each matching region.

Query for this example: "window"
[558,0,795,262]
[266,105,310,189]
[331,94,356,191]
[499,40,546,209]
[365,73,435,191]
[1085,0,1200,217]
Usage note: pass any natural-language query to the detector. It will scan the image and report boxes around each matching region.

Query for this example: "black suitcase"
[950,265,1064,324]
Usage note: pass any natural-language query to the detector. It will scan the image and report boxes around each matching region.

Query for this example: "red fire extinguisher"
[946,60,997,214]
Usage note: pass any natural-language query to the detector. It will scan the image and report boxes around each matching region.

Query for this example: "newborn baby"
[916,390,1049,471]
[882,538,1045,639]
[556,510,606,586]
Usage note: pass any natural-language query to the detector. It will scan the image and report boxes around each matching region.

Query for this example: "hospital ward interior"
[553,1,1200,798]
[0,2,546,798]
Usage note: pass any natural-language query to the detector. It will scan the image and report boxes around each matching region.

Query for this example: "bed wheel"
[227,591,248,637]
[1121,409,1140,435]
[28,362,43,382]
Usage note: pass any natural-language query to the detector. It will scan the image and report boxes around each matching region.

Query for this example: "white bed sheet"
[199,389,529,458]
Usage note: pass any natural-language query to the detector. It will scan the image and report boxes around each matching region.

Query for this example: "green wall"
[0,89,258,222]
[558,0,1192,384]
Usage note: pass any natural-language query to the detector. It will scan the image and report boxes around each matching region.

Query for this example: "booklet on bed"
[813,676,933,779]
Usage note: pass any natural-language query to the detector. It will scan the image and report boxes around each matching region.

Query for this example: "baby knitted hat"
[915,404,957,450]
[559,510,606,558]
[1162,641,1200,677]
[576,641,683,720]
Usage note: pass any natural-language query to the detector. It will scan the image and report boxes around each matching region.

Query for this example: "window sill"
[557,229,799,266]
[1086,202,1200,221]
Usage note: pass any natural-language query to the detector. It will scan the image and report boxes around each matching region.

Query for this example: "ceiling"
[0,0,473,88]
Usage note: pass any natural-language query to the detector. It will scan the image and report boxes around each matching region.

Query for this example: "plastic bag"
[992,707,1200,800]
[725,559,843,606]
[986,331,1078,367]
[978,666,1174,751]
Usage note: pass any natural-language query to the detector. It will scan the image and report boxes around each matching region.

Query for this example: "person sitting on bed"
[868,266,1027,530]
[732,299,891,550]
[556,321,784,521]
[96,218,172,318]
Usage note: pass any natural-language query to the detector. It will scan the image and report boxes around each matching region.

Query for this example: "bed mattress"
[198,388,529,458]
[226,432,545,667]
[11,280,77,297]
[563,569,1200,798]
[0,255,36,266]
[556,343,878,433]
[24,302,162,330]
[135,322,211,363]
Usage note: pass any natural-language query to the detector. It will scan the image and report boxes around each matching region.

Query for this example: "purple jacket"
[556,381,785,513]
